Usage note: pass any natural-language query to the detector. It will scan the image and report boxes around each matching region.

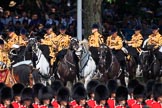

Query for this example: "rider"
[6,27,19,50]
[0,38,10,67]
[106,27,127,73]
[88,23,104,47]
[53,25,71,73]
[146,25,162,65]
[125,26,143,74]
[18,28,28,46]
[41,24,57,65]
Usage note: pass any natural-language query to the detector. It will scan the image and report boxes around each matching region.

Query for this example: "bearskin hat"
[116,86,128,102]
[72,82,84,93]
[38,86,53,101]
[153,83,162,101]
[0,87,13,100]
[128,79,140,94]
[51,80,64,96]
[86,79,100,96]
[146,79,155,99]
[94,84,109,103]
[21,87,33,101]
[60,25,66,30]
[72,85,87,102]
[12,83,25,97]
[33,83,44,98]
[107,79,118,95]
[57,87,70,102]
[133,84,145,99]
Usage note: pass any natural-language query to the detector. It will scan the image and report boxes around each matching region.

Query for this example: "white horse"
[75,39,96,88]
[27,38,51,85]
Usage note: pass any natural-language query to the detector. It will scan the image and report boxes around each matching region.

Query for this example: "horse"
[139,39,161,81]
[97,44,120,82]
[26,38,51,85]
[12,62,41,87]
[54,38,79,88]
[9,38,51,85]
[75,39,96,88]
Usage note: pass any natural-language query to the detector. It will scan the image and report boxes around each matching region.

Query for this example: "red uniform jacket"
[107,98,115,108]
[12,101,21,108]
[151,101,162,108]
[127,98,136,108]
[87,99,96,108]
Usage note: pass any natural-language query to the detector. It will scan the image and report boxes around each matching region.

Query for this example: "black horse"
[140,46,161,81]
[53,38,79,86]
[89,44,120,83]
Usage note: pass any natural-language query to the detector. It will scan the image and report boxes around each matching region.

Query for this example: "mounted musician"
[88,23,104,66]
[0,38,10,67]
[18,28,28,46]
[125,26,143,73]
[88,23,104,48]
[41,24,57,65]
[106,27,126,73]
[146,25,162,65]
[53,25,71,71]
[6,27,19,50]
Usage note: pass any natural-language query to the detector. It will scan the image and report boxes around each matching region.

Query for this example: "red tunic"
[0,104,6,108]
[131,103,143,108]
[87,99,96,108]
[151,101,162,108]
[115,105,126,108]
[145,99,154,108]
[107,98,115,108]
[12,101,21,108]
[32,103,40,108]
[127,98,136,108]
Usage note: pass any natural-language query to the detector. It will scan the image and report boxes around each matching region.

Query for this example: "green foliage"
[106,0,116,4]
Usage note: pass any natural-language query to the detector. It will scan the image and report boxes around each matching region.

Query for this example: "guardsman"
[20,87,34,108]
[94,84,109,108]
[146,25,162,65]
[106,28,126,73]
[115,86,128,108]
[88,24,104,47]
[18,28,28,46]
[41,24,57,65]
[125,26,143,74]
[6,27,19,50]
[38,86,53,108]
[152,83,162,108]
[12,83,25,108]
[87,79,100,108]
[0,87,13,108]
[131,84,145,108]
[52,87,70,108]
[70,85,87,108]
[145,80,155,108]
[107,79,118,108]
[32,83,44,108]
[56,25,71,52]
[0,39,10,67]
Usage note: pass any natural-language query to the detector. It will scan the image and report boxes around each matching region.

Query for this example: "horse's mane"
[79,39,89,50]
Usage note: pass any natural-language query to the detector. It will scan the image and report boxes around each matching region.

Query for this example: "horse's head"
[70,38,79,50]
[140,50,151,67]
[75,39,89,59]
[27,38,38,52]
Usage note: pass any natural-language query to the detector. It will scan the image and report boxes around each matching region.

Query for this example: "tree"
[83,0,103,38]
[83,0,116,38]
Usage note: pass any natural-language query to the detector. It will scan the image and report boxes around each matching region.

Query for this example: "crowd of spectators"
[0,0,162,40]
